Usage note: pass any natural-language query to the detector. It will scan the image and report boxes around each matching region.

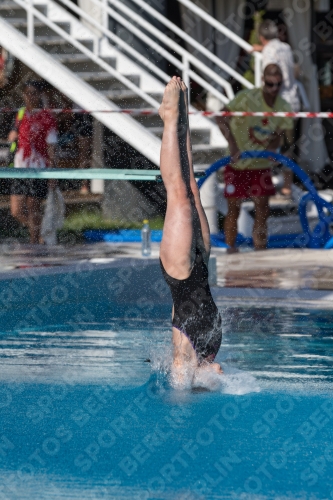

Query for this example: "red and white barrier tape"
[0,108,331,118]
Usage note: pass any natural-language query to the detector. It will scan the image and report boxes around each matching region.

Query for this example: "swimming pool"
[1,297,332,499]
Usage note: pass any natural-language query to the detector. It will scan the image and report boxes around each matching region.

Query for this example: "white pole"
[27,0,34,43]
[182,55,190,100]
[102,0,108,33]
[254,53,262,88]
[91,120,104,194]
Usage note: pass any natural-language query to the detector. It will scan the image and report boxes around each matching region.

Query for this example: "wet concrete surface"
[1,242,333,291]
[215,248,333,290]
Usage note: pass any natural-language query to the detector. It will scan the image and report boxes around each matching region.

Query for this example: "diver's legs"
[171,327,197,388]
[181,81,211,263]
[159,77,199,381]
[159,77,222,385]
[159,77,194,280]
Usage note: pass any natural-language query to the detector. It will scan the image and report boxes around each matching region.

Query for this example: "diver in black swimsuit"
[159,77,222,384]
[160,249,222,362]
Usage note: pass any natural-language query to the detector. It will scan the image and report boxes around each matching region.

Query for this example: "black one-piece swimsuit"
[160,248,222,361]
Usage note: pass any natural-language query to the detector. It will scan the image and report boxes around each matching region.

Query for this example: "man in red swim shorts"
[216,64,294,252]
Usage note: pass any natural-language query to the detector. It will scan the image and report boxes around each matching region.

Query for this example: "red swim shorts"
[224,165,276,199]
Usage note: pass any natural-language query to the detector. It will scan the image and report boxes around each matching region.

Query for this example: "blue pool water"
[1,302,333,499]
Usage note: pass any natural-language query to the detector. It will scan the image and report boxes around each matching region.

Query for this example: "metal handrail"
[87,0,233,103]
[14,0,161,108]
[15,0,241,106]
[57,0,170,85]
[177,0,262,88]
[110,0,253,91]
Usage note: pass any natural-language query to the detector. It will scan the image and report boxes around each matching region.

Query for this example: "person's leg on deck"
[11,181,46,245]
[252,196,270,250]
[10,195,29,227]
[26,196,43,245]
[224,198,242,252]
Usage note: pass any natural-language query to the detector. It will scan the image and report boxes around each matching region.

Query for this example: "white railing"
[11,0,261,107]
[13,0,161,108]
[57,0,170,84]
[108,0,253,91]
[85,0,234,104]
[21,0,235,106]
[121,0,256,91]
[177,0,262,88]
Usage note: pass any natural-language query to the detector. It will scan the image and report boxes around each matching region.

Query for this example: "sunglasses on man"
[264,81,282,88]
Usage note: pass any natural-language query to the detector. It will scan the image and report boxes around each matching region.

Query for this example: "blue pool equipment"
[85,229,163,243]
[324,235,333,249]
[198,151,333,249]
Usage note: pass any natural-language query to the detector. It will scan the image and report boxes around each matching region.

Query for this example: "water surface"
[0,304,332,499]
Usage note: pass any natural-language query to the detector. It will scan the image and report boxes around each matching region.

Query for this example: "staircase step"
[133,114,163,128]
[10,20,71,37]
[0,2,228,166]
[0,3,47,19]
[101,89,162,109]
[148,127,210,145]
[56,55,117,73]
[36,37,94,54]
[77,72,140,92]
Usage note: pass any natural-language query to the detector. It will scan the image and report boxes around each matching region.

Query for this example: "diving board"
[0,168,206,180]
[0,168,160,180]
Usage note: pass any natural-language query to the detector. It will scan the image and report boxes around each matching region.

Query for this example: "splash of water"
[193,364,261,395]
[149,342,260,395]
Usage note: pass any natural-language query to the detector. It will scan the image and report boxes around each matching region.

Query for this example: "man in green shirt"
[216,64,294,252]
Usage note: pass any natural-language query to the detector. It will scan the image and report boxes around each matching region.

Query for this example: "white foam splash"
[192,364,261,395]
[149,342,173,375]
[149,344,261,395]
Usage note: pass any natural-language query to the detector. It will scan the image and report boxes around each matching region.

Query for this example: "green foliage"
[59,209,164,244]
[62,208,164,231]
[0,206,165,245]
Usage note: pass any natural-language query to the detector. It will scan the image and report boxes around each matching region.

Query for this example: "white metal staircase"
[0,0,260,168]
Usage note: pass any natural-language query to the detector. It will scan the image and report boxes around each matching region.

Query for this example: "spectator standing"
[216,64,294,252]
[8,81,58,244]
[252,20,301,196]
[253,20,300,113]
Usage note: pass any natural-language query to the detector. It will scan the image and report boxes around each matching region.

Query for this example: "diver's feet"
[159,76,181,124]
